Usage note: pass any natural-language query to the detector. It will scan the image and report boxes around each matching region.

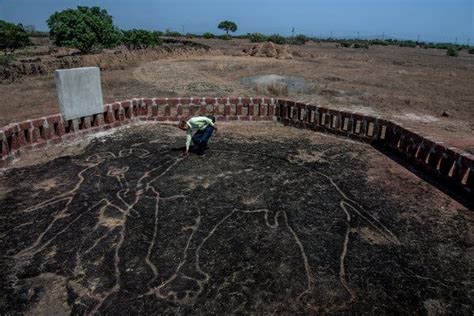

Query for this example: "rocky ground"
[0,122,471,314]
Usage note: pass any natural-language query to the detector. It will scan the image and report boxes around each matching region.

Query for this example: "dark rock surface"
[0,123,472,314]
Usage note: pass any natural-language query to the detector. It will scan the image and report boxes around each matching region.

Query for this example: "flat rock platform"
[0,123,471,314]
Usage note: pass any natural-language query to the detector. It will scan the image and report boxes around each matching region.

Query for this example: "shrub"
[218,34,232,40]
[248,32,267,43]
[369,39,389,46]
[217,20,237,35]
[121,29,162,50]
[339,41,351,48]
[0,20,32,52]
[399,40,417,48]
[288,34,308,45]
[203,32,214,39]
[267,34,286,45]
[47,6,120,53]
[469,48,474,54]
[185,33,196,38]
[353,42,369,49]
[447,47,459,57]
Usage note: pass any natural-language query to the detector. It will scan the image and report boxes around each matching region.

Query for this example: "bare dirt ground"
[0,122,471,314]
[1,38,473,150]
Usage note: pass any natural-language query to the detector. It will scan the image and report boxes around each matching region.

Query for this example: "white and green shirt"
[185,116,215,151]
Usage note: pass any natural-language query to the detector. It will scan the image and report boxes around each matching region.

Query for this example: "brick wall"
[276,98,473,200]
[0,97,276,168]
[1,96,472,200]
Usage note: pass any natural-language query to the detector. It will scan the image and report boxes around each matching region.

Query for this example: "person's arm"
[185,129,192,152]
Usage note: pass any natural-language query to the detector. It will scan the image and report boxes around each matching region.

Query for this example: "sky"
[0,0,472,43]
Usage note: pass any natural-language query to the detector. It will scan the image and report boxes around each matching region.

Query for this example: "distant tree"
[0,20,31,53]
[47,6,120,53]
[217,20,237,35]
[121,29,162,50]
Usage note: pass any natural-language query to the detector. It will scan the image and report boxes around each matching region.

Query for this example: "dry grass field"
[1,38,473,150]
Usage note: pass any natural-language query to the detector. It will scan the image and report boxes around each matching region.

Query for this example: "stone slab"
[55,67,104,120]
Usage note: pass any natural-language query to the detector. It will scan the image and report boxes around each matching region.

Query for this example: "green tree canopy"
[121,29,162,50]
[0,20,31,53]
[47,6,120,53]
[217,20,237,34]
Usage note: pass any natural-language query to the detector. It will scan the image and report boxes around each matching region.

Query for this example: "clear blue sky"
[0,0,472,43]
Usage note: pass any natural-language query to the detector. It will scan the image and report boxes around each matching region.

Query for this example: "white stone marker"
[55,67,104,120]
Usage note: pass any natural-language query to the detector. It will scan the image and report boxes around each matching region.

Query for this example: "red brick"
[204,97,215,105]
[19,121,32,130]
[248,104,255,116]
[154,98,167,105]
[224,105,231,116]
[268,105,275,116]
[427,143,446,170]
[229,97,239,105]
[121,100,132,107]
[31,118,45,128]
[241,97,251,105]
[180,98,191,105]
[168,98,179,106]
[191,97,203,105]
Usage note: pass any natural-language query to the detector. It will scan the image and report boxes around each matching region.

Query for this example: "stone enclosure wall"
[1,96,473,200]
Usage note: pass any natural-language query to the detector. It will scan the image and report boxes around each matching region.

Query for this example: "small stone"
[441,111,450,117]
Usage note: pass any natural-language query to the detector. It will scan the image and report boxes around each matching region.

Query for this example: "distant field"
[1,37,473,150]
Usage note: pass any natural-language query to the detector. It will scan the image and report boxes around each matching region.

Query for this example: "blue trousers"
[192,125,215,154]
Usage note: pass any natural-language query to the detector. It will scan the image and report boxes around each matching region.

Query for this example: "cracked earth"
[0,123,472,314]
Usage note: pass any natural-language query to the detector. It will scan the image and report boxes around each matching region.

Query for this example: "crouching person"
[178,116,216,157]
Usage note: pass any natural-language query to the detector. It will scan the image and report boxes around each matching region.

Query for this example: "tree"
[217,20,237,35]
[47,6,120,53]
[121,29,162,50]
[0,20,31,53]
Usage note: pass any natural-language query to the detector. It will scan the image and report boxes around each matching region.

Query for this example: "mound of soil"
[244,42,293,59]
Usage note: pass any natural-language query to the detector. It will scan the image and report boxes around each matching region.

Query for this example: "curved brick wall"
[1,96,472,200]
